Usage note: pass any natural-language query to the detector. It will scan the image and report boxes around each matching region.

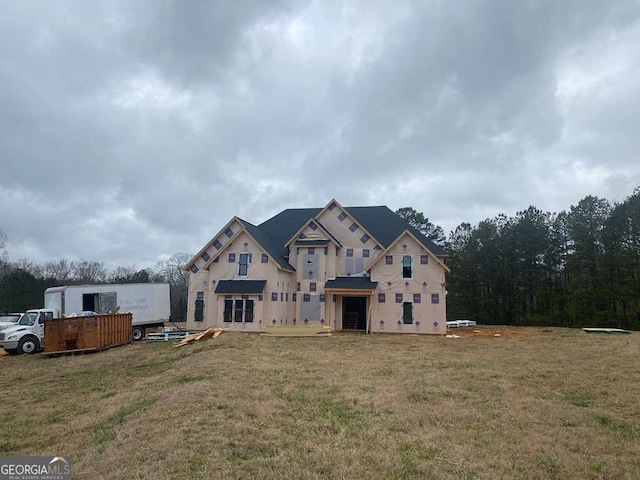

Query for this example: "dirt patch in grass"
[0,328,638,479]
[447,325,542,338]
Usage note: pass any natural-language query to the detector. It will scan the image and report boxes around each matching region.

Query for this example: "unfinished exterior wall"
[370,233,447,334]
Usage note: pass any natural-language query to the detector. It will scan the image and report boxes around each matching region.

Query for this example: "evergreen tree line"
[443,189,640,329]
[0,253,191,321]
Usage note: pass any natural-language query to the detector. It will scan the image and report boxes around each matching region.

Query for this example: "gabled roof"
[346,206,447,256]
[366,229,451,273]
[190,203,448,273]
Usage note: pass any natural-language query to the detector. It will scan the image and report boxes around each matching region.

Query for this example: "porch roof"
[214,280,267,294]
[324,277,378,291]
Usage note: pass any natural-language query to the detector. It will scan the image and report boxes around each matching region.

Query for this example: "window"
[238,253,249,276]
[403,302,413,324]
[308,247,315,254]
[309,222,317,231]
[223,298,254,323]
[346,249,353,257]
[360,234,370,243]
[293,293,297,302]
[310,282,316,292]
[271,292,278,301]
[297,282,300,291]
[195,296,204,322]
[378,293,385,303]
[328,202,336,210]
[213,239,222,250]
[338,212,347,221]
[420,254,428,265]
[261,253,268,263]
[213,257,219,263]
[431,293,440,304]
[413,293,421,303]
[228,253,236,263]
[190,265,199,274]
[303,293,311,302]
[396,293,403,303]
[349,223,358,232]
[386,255,393,265]
[201,252,210,262]
[225,228,234,238]
[280,292,284,301]
[402,255,412,278]
[363,249,370,258]
[320,294,326,302]
[324,246,328,255]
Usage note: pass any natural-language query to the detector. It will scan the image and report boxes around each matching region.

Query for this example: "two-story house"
[184,200,450,334]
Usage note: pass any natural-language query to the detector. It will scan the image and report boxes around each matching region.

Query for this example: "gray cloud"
[1,0,639,269]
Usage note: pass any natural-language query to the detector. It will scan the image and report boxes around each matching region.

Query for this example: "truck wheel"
[18,336,40,355]
[132,327,145,341]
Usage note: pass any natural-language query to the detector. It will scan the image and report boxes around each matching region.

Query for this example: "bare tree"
[43,259,73,282]
[12,258,44,278]
[154,252,191,287]
[71,259,108,284]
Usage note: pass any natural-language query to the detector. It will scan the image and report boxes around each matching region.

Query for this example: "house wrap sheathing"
[185,200,450,334]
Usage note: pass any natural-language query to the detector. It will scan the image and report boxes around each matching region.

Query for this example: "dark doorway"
[343,296,367,330]
[82,293,96,311]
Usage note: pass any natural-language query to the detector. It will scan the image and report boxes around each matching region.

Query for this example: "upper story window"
[261,253,268,263]
[225,228,234,238]
[402,255,413,278]
[337,212,347,221]
[238,253,249,276]
[201,252,210,262]
[420,254,428,265]
[349,223,358,232]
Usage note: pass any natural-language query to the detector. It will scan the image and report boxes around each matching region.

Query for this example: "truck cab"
[0,309,58,355]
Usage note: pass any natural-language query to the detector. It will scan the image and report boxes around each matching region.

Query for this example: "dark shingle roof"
[346,206,447,255]
[214,280,267,294]
[325,277,378,290]
[231,205,447,271]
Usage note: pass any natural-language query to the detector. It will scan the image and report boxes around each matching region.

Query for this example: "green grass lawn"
[1,327,639,479]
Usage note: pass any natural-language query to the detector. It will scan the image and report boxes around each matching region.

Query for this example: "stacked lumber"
[174,328,225,347]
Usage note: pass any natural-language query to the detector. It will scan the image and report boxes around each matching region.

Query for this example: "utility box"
[43,313,132,355]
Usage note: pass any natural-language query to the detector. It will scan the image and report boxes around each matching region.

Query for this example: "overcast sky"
[2,0,639,270]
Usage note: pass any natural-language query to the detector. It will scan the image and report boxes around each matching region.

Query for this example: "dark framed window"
[224,298,254,323]
[190,265,199,274]
[213,257,219,263]
[328,202,336,210]
[309,222,317,231]
[324,246,328,255]
[195,298,204,322]
[308,247,315,254]
[338,212,347,221]
[303,293,311,302]
[296,282,300,291]
[396,293,403,303]
[431,293,440,304]
[228,253,236,263]
[293,293,297,302]
[363,249,370,258]
[201,252,210,262]
[378,293,385,303]
[413,293,421,303]
[386,255,393,265]
[280,292,284,301]
[225,228,234,238]
[261,253,268,263]
[320,294,326,302]
[349,223,358,232]
[271,292,278,301]
[402,255,412,278]
[403,302,413,324]
[238,253,249,276]
[213,239,222,250]
[310,282,316,292]
[286,293,289,301]
[420,254,428,265]
[299,233,306,239]
[346,249,353,257]
[360,234,370,243]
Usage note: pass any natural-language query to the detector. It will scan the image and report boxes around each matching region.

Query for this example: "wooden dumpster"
[44,313,132,355]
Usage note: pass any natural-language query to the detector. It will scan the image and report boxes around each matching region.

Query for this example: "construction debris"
[583,328,632,335]
[174,328,225,347]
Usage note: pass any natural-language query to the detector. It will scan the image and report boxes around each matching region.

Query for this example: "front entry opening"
[343,296,367,330]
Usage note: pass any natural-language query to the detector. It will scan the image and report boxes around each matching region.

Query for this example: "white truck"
[0,283,171,354]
